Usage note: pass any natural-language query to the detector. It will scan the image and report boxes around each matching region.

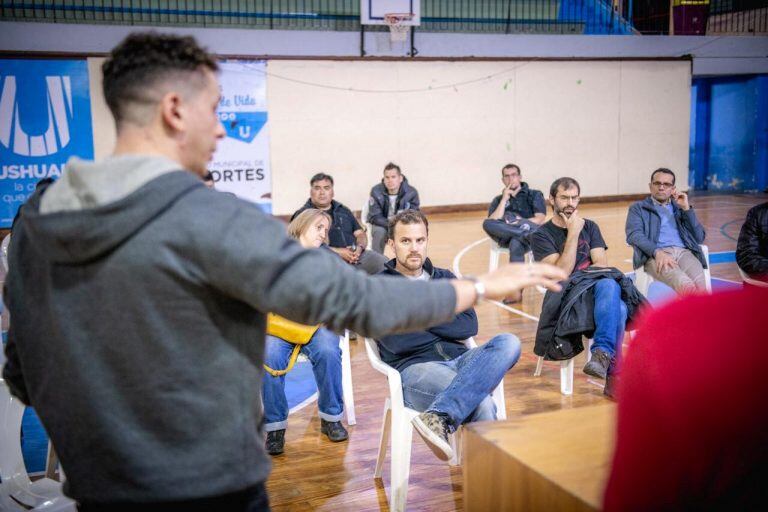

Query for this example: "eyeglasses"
[652,181,674,189]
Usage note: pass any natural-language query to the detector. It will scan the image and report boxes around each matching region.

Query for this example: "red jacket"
[604,286,768,511]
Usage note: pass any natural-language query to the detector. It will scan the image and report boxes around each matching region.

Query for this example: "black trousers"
[482,218,537,263]
[77,482,270,512]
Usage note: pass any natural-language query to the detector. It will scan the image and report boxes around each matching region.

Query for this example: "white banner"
[211,60,271,213]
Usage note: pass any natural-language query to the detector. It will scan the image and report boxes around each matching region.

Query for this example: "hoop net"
[384,13,413,43]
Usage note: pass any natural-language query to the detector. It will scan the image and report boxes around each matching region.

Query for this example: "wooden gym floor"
[265,192,767,512]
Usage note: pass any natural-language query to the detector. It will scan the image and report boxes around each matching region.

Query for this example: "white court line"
[451,237,488,277]
[288,391,318,415]
[486,299,541,322]
[712,276,742,284]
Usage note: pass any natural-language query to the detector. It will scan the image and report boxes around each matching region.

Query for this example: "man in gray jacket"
[3,32,566,511]
[625,168,707,294]
[367,162,420,254]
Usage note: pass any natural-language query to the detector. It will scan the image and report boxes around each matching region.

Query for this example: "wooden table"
[463,403,616,512]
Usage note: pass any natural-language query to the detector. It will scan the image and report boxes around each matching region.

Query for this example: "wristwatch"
[465,276,486,304]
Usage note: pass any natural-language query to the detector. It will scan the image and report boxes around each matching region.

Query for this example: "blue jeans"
[262,327,343,432]
[592,279,628,357]
[482,219,537,263]
[400,334,521,433]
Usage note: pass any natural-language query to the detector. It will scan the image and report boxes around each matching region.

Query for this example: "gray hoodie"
[3,155,456,504]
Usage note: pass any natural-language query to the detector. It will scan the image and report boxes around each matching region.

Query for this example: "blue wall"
[690,74,768,192]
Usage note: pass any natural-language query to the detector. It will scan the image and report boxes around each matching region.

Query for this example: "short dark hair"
[102,32,218,125]
[501,164,521,176]
[549,177,581,198]
[383,162,402,175]
[388,209,429,240]
[310,173,334,186]
[651,168,676,185]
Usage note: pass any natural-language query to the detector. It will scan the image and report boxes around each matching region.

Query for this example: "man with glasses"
[530,177,626,383]
[626,168,707,295]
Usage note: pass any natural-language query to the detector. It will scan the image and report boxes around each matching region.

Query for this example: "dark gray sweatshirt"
[2,155,456,504]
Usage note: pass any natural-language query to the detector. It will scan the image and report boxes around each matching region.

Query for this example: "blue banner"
[211,61,271,213]
[0,59,94,227]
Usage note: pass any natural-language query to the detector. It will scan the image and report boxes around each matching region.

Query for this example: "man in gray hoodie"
[2,32,566,511]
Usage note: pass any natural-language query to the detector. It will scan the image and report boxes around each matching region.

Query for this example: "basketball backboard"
[360,0,421,26]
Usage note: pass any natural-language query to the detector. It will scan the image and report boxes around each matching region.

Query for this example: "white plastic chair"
[533,339,593,396]
[738,267,768,288]
[339,330,356,425]
[1,234,10,273]
[634,244,712,295]
[360,199,373,251]
[364,337,505,512]
[0,379,76,511]
[488,239,534,271]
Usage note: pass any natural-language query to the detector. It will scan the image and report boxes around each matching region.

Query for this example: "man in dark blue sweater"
[377,210,522,461]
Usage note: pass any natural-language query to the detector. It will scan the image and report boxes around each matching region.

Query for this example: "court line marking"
[289,391,319,415]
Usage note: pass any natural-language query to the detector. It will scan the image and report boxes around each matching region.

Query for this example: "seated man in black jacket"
[367,162,420,255]
[530,177,627,383]
[482,163,546,261]
[736,202,768,283]
[377,210,522,462]
[292,173,387,275]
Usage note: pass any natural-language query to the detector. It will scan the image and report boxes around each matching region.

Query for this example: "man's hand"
[332,247,359,264]
[561,209,585,235]
[452,262,567,313]
[501,183,514,201]
[674,190,690,211]
[480,262,567,300]
[654,249,678,274]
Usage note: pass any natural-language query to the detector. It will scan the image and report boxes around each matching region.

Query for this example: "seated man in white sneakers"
[376,210,524,461]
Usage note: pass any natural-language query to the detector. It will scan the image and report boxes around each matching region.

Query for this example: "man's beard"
[399,254,423,272]
[555,205,575,218]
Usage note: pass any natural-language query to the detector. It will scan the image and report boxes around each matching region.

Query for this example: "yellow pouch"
[264,314,321,377]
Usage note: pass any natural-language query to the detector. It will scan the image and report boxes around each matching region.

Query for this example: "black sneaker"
[265,429,285,456]
[320,419,349,442]
[412,411,454,461]
[583,349,612,380]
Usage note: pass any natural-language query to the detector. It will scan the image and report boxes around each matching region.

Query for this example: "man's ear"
[387,237,394,252]
[159,91,184,133]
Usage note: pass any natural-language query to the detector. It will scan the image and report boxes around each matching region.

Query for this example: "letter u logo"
[0,75,73,157]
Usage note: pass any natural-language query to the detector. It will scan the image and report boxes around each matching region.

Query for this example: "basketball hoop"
[384,13,414,43]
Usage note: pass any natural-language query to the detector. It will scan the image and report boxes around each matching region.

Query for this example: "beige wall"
[87,57,116,161]
[86,58,691,216]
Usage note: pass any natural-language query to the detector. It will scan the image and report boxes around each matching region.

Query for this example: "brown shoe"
[583,349,612,380]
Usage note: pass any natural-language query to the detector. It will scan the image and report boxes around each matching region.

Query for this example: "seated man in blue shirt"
[377,210,522,462]
[625,168,707,295]
[292,173,387,275]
